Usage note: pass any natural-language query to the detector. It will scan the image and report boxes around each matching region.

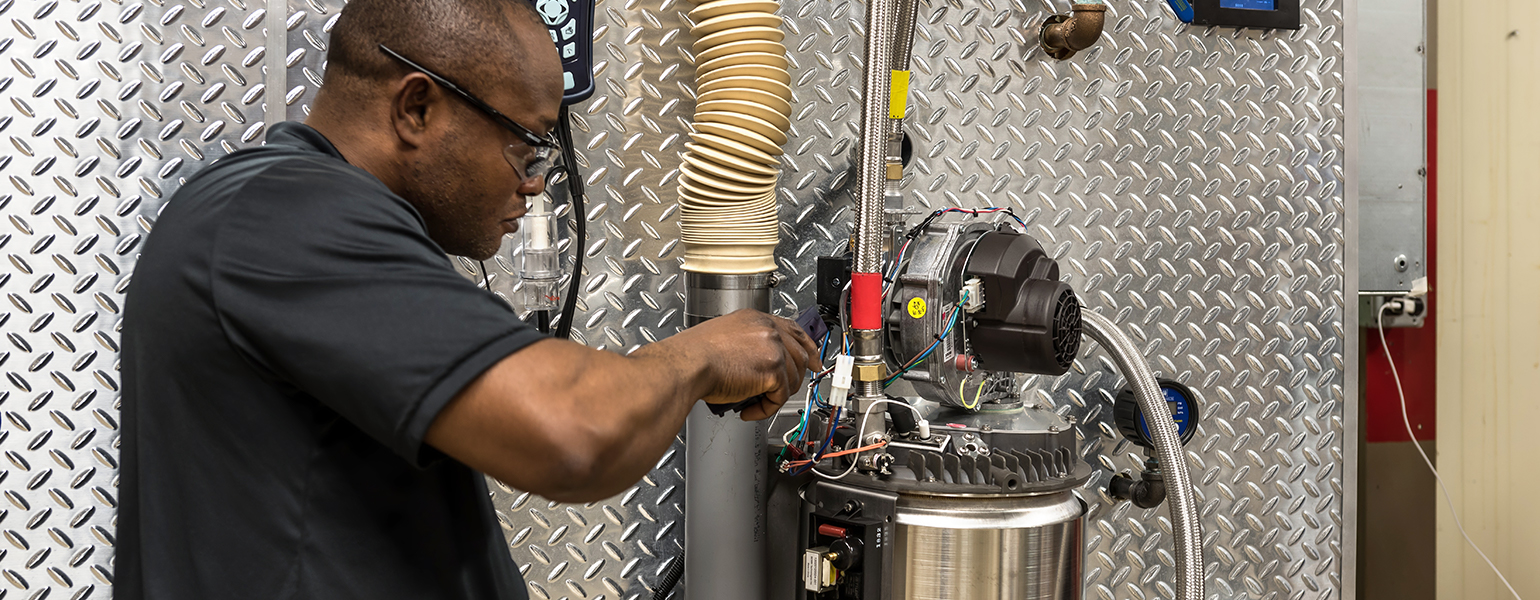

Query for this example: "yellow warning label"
[907,297,927,319]
[889,70,911,119]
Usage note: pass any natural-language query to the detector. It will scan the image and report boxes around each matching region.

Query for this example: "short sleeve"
[209,159,546,465]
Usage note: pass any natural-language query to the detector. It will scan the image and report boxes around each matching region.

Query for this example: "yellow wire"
[959,375,987,410]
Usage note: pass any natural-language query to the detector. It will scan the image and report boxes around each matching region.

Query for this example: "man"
[113,0,815,597]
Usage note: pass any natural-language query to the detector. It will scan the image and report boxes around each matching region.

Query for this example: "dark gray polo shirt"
[116,122,541,599]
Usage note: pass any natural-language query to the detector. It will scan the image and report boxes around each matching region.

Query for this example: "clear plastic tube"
[517,194,561,311]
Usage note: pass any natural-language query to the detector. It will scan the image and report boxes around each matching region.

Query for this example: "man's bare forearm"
[426,310,812,502]
[426,338,713,502]
[532,342,711,502]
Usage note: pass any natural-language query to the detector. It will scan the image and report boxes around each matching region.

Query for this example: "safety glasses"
[378,44,558,182]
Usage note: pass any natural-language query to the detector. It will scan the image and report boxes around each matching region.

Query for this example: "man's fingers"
[744,357,793,421]
[739,397,781,421]
[778,329,813,373]
[778,344,802,399]
[778,315,819,357]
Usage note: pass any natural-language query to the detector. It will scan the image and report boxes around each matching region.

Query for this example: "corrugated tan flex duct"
[677,0,792,275]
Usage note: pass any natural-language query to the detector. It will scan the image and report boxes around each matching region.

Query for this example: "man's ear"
[390,73,441,150]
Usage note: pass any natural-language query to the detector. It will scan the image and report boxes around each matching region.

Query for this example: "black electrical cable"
[650,554,684,600]
[551,104,586,340]
[902,206,1026,242]
[478,260,492,291]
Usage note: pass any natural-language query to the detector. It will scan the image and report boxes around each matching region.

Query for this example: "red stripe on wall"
[1363,89,1437,443]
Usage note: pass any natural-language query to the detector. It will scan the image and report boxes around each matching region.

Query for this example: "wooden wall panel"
[1436,0,1540,596]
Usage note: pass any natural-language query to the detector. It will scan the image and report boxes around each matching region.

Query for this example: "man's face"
[404,16,564,260]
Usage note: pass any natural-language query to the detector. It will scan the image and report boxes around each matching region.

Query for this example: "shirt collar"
[264,122,347,160]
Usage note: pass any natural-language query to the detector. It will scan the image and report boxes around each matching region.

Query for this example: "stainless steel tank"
[893,491,1084,600]
[768,399,1092,600]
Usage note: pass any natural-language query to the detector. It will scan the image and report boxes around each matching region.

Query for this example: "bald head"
[323,0,549,100]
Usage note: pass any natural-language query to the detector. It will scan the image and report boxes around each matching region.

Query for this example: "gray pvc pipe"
[683,273,772,600]
[1080,309,1205,600]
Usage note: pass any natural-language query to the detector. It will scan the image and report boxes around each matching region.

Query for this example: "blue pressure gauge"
[1165,0,1194,23]
[1113,379,1200,449]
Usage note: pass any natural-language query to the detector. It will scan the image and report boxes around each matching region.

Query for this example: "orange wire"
[783,440,888,467]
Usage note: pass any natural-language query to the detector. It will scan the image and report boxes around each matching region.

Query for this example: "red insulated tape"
[850,272,883,330]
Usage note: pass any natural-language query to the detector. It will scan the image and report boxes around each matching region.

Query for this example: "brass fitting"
[1039,4,1108,61]
[853,363,888,382]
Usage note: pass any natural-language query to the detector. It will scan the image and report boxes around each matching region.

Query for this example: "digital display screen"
[1220,0,1276,9]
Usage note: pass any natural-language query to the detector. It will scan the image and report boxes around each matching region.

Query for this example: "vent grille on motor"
[1052,290,1082,369]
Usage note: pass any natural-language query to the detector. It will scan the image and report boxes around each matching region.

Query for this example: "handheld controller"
[533,0,596,104]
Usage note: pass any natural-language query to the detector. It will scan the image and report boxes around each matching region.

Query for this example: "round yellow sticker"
[907,297,927,319]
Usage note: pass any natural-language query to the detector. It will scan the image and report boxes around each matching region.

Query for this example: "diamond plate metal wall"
[0,0,274,596]
[478,0,1346,598]
[453,0,1352,597]
[0,0,1352,598]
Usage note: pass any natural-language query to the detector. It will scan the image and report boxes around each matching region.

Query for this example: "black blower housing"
[963,231,1081,375]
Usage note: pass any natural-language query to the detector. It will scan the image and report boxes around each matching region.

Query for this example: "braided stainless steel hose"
[1080,309,1204,600]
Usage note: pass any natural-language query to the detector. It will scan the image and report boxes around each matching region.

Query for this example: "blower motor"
[885,222,1082,409]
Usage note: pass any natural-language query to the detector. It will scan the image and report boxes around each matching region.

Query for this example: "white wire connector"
[828,355,855,408]
[916,418,931,439]
[961,277,985,313]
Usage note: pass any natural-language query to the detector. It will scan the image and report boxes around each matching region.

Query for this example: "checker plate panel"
[0,0,1350,598]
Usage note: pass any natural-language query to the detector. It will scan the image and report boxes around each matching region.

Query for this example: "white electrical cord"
[810,398,916,481]
[861,397,925,421]
[1377,303,1524,600]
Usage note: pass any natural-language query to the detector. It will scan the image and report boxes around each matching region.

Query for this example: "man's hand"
[666,309,819,420]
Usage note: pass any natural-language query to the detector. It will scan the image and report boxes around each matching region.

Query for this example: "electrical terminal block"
[828,355,855,408]
[962,277,984,313]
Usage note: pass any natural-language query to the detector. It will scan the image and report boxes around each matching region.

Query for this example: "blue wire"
[885,291,968,387]
[792,407,841,475]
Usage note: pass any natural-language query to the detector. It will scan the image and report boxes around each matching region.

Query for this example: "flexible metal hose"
[853,0,896,275]
[887,0,921,146]
[1080,309,1204,600]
